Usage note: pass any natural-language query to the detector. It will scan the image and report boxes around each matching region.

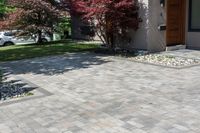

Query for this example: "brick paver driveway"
[0,51,200,133]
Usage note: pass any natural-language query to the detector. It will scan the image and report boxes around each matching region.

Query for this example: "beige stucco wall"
[130,0,200,51]
[130,0,148,50]
[131,0,166,52]
[186,0,200,50]
[147,0,166,52]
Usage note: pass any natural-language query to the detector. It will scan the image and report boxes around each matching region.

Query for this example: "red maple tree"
[71,0,141,48]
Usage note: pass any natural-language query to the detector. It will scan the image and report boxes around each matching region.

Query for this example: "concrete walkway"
[0,51,200,133]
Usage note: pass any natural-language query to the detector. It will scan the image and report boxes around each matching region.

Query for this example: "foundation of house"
[166,45,186,51]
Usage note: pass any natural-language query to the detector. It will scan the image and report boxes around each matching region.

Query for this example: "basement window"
[189,0,200,31]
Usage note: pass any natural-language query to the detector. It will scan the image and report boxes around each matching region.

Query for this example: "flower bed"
[0,71,34,101]
[0,81,34,101]
[130,54,200,67]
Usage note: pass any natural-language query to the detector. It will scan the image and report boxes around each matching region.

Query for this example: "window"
[189,0,200,31]
[4,32,14,36]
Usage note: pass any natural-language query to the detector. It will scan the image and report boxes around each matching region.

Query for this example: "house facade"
[132,0,200,52]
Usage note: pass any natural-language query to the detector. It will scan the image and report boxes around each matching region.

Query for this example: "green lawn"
[0,41,100,62]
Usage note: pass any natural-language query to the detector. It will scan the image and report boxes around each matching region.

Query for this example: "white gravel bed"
[130,54,200,67]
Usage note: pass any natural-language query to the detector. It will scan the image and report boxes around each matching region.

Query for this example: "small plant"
[25,92,34,96]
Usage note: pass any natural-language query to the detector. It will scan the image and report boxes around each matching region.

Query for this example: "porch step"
[166,45,186,51]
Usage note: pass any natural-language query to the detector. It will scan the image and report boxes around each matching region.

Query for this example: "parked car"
[0,30,51,46]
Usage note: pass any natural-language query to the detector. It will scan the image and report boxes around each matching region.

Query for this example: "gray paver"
[0,51,200,133]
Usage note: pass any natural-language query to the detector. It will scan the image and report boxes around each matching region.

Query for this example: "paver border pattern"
[0,70,53,107]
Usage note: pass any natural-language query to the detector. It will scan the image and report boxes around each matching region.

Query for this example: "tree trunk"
[106,31,115,50]
[37,30,43,43]
[105,16,115,50]
[109,32,114,49]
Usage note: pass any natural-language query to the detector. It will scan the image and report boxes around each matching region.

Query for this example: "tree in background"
[0,0,13,19]
[71,0,141,49]
[0,0,63,43]
[0,0,7,18]
[56,17,71,39]
[0,0,16,30]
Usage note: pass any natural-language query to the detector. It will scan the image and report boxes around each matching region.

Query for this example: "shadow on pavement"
[0,53,111,75]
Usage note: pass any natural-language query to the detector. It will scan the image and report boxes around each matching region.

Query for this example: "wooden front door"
[166,0,186,46]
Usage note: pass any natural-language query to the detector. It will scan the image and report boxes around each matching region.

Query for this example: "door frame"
[166,0,186,46]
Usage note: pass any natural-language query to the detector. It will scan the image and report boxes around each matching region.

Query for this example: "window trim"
[188,0,200,32]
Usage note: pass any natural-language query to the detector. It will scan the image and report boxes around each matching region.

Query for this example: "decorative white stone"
[130,54,200,67]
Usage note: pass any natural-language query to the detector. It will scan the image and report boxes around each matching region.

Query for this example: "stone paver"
[0,51,200,133]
